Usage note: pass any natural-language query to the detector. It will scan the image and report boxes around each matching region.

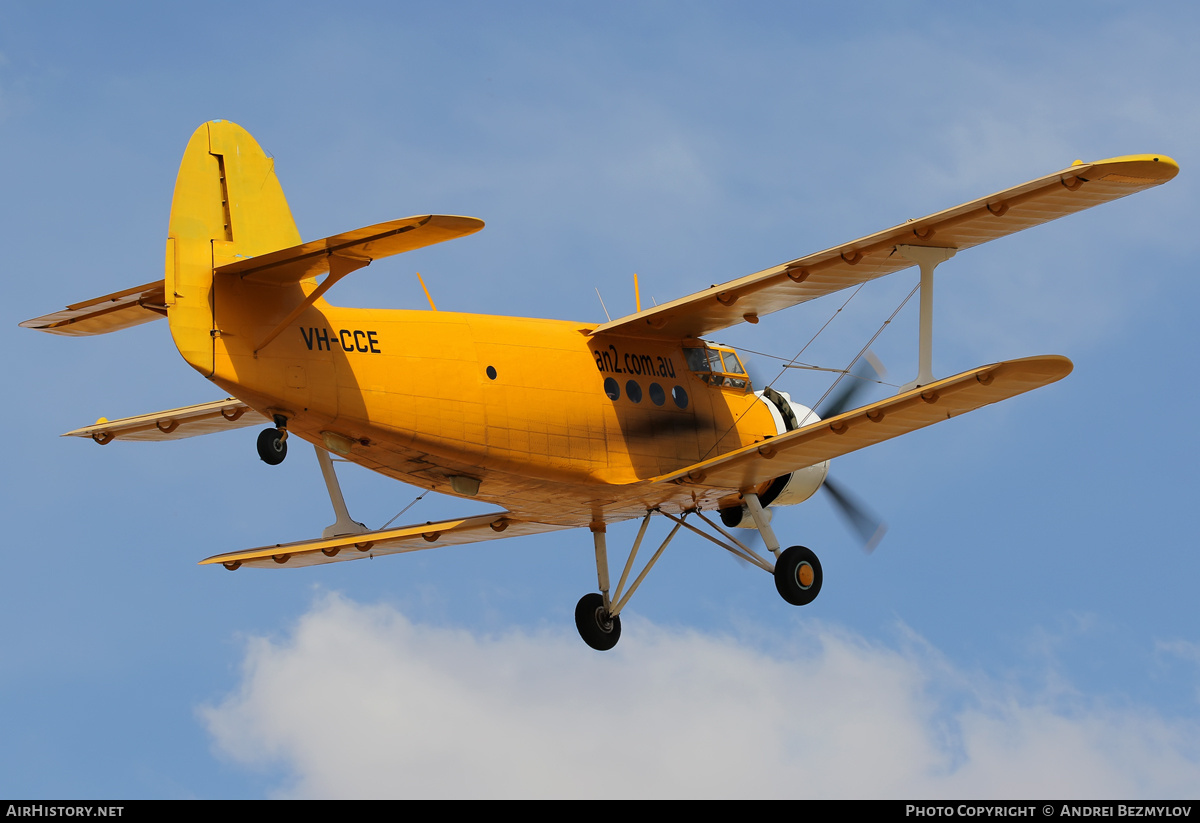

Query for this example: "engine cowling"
[718,388,829,529]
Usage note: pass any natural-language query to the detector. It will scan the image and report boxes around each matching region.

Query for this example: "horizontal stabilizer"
[200,512,571,569]
[214,214,485,285]
[594,154,1178,339]
[65,399,267,444]
[21,281,166,337]
[652,355,1073,492]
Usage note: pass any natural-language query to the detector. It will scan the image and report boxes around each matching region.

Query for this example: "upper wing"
[20,280,166,337]
[64,398,267,443]
[200,512,572,569]
[213,214,484,284]
[592,154,1178,340]
[651,355,1071,492]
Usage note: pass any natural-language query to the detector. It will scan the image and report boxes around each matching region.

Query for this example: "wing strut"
[894,244,956,391]
[314,445,370,538]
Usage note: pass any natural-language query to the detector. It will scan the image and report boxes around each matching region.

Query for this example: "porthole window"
[626,380,642,403]
[486,365,497,380]
[672,385,688,409]
[604,377,620,401]
[649,382,666,406]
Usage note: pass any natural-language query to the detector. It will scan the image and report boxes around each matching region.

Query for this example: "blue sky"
[2,1,1198,798]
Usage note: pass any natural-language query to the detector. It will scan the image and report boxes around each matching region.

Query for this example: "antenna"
[595,288,611,322]
[634,273,642,313]
[416,272,438,311]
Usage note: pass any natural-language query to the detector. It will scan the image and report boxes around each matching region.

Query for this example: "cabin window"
[626,380,643,403]
[718,352,748,390]
[604,377,620,400]
[683,344,750,392]
[649,382,666,406]
[684,347,710,374]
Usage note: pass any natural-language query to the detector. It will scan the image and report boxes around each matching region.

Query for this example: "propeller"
[817,352,888,419]
[731,350,890,556]
[821,475,887,553]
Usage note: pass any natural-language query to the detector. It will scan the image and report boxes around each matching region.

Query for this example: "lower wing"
[62,399,266,444]
[201,512,572,570]
[652,355,1072,493]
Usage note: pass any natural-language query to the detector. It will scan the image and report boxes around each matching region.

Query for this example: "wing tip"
[1086,154,1179,184]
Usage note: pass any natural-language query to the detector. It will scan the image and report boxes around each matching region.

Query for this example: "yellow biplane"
[21,121,1177,649]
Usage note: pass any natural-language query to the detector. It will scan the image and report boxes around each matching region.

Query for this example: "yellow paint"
[148,122,779,528]
[21,121,1180,563]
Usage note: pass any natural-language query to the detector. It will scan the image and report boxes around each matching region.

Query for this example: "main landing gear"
[575,592,621,651]
[573,493,823,651]
[257,414,290,465]
[774,545,822,606]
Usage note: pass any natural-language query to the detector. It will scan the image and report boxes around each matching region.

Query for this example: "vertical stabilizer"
[165,120,301,377]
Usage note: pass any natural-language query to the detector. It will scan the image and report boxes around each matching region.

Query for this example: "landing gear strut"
[257,414,289,465]
[572,502,825,650]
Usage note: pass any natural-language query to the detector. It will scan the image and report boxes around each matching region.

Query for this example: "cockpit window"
[684,347,711,373]
[720,352,748,389]
[683,343,750,392]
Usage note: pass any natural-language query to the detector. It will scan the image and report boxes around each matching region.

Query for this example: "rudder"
[165,120,301,376]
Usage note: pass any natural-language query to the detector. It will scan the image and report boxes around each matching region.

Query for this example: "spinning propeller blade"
[818,354,886,419]
[822,475,887,553]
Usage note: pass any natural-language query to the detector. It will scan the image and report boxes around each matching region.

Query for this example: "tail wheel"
[574,593,621,651]
[774,545,822,606]
[256,427,287,465]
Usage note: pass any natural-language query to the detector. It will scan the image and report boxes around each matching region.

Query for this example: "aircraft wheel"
[575,593,621,651]
[256,428,287,465]
[774,545,822,606]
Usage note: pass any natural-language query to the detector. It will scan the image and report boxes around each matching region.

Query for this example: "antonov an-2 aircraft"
[21,121,1178,649]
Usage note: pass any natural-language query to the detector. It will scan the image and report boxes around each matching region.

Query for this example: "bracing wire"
[702,279,921,462]
[379,490,429,531]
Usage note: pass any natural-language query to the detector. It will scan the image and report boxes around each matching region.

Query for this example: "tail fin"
[23,120,483,380]
[19,120,296,341]
[166,120,301,377]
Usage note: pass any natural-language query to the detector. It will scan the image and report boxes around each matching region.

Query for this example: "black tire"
[774,545,822,606]
[257,428,287,465]
[574,592,621,651]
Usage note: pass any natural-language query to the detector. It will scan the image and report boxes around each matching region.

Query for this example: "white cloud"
[200,593,1199,798]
